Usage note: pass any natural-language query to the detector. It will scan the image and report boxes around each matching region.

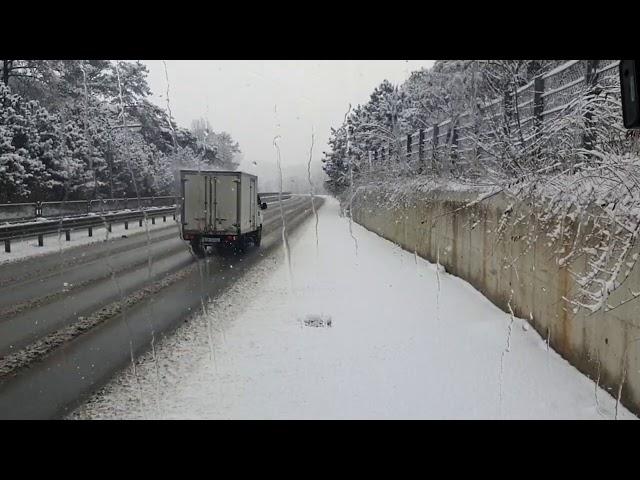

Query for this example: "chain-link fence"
[367,60,624,180]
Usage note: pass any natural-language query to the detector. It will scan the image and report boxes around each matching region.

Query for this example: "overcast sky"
[142,60,435,182]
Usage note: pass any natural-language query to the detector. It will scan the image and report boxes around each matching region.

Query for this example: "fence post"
[583,60,600,152]
[533,76,544,132]
[418,129,425,166]
[532,75,545,163]
[450,122,459,175]
[472,105,481,171]
[432,124,439,174]
[405,133,412,172]
[503,89,514,137]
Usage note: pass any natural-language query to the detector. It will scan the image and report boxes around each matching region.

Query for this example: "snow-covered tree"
[0,83,53,202]
[0,60,206,202]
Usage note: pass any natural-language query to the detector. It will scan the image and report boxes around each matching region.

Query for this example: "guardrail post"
[65,230,70,242]
[124,221,128,230]
[5,239,10,253]
[107,223,112,233]
[88,227,92,237]
[163,215,166,223]
[139,218,143,227]
[152,216,156,225]
[172,212,176,221]
[38,234,44,246]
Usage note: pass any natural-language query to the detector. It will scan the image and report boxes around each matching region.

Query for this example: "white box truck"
[179,170,267,256]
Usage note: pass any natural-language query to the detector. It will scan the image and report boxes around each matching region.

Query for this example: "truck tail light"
[225,235,237,241]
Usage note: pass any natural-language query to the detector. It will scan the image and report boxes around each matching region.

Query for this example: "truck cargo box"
[180,170,261,237]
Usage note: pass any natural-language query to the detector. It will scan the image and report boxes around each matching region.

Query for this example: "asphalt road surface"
[0,195,322,419]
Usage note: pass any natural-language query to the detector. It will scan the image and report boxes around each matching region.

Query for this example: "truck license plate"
[202,238,220,244]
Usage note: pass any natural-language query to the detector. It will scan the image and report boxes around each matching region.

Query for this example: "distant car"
[179,170,267,257]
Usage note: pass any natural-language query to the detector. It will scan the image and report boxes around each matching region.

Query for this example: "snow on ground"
[0,217,177,265]
[73,196,637,420]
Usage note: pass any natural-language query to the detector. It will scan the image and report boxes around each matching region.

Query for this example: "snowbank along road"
[0,194,321,419]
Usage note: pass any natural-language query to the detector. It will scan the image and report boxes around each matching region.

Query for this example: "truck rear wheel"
[254,227,262,247]
[228,235,247,255]
[237,234,249,253]
[190,238,206,258]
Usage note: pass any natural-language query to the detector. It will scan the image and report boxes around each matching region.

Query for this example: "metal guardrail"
[0,194,291,224]
[1,207,177,253]
[0,192,292,253]
[259,192,292,201]
[0,196,178,224]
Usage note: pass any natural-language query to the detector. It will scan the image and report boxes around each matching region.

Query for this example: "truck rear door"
[182,172,207,232]
[213,174,239,233]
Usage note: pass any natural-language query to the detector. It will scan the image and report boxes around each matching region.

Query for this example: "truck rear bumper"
[182,232,241,243]
[182,227,261,241]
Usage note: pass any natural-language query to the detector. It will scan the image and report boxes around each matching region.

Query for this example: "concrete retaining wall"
[351,188,640,416]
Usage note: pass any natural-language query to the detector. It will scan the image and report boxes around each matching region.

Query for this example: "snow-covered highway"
[0,195,319,418]
[71,197,637,420]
